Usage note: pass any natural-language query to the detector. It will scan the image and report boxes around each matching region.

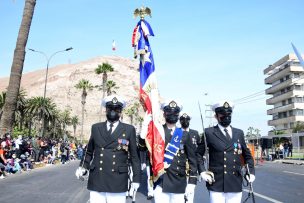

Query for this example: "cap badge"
[182,113,188,118]
[169,101,177,108]
[112,97,118,104]
[223,102,230,108]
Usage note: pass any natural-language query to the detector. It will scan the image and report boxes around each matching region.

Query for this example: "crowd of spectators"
[0,133,85,179]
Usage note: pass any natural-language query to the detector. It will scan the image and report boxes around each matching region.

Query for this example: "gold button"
[113,162,116,165]
[178,160,180,163]
[224,165,226,168]
[100,154,103,157]
[101,148,104,150]
[224,171,227,174]
[112,169,114,172]
[100,168,102,171]
[224,158,227,161]
[123,134,126,137]
[177,167,179,170]
[234,152,236,155]
[177,154,180,157]
[234,159,236,162]
[100,161,103,164]
[224,151,226,154]
[233,172,235,174]
[113,155,116,158]
[233,166,236,168]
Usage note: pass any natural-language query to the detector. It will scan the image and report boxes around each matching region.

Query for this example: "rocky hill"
[0,55,142,139]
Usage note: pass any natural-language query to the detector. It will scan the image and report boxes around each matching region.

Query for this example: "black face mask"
[180,119,190,129]
[106,109,121,122]
[218,114,231,127]
[165,113,179,124]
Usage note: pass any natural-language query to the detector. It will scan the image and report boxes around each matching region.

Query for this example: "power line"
[235,96,268,105]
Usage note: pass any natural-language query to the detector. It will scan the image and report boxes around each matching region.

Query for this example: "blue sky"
[1,0,304,136]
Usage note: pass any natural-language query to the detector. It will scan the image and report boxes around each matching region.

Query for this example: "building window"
[284,123,288,129]
[296,109,304,116]
[294,73,300,78]
[288,98,292,104]
[289,110,293,116]
[295,97,303,103]
[282,100,286,106]
[286,75,290,80]
[295,85,301,90]
[290,122,294,128]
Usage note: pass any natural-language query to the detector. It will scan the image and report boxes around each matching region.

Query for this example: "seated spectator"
[6,154,22,174]
[19,154,32,171]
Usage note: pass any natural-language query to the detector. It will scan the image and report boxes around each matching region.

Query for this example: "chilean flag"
[132,20,165,181]
[112,40,116,51]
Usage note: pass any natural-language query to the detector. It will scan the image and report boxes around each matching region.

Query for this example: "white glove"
[141,163,147,170]
[200,171,215,184]
[245,174,256,183]
[75,167,87,180]
[140,113,152,139]
[131,182,140,191]
[185,184,196,197]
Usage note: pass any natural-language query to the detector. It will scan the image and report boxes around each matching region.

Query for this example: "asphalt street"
[0,161,303,203]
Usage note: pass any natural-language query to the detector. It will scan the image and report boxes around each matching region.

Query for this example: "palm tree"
[75,79,93,143]
[71,116,79,139]
[106,80,119,96]
[95,63,114,121]
[26,96,55,137]
[60,109,72,133]
[0,92,6,121]
[0,0,37,135]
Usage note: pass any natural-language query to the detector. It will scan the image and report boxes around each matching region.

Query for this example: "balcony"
[268,115,304,126]
[264,65,303,84]
[266,90,304,105]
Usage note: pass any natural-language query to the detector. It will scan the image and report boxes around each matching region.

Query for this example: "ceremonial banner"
[132,17,165,181]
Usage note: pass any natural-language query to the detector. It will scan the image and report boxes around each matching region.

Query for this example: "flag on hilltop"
[132,19,165,181]
[112,40,116,51]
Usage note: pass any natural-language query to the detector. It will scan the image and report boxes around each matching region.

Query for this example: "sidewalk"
[272,159,304,165]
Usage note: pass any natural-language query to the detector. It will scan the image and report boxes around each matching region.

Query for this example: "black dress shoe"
[147,195,154,200]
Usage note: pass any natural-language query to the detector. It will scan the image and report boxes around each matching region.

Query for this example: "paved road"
[0,161,303,203]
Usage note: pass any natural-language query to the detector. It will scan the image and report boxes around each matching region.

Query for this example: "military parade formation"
[75,95,255,203]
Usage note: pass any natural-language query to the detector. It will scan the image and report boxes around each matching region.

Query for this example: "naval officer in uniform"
[151,100,198,203]
[179,112,201,203]
[75,95,140,203]
[197,101,255,203]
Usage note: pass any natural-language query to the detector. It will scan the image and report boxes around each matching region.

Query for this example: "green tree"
[106,80,119,96]
[95,63,114,121]
[75,79,93,143]
[292,121,304,133]
[71,116,79,139]
[25,96,56,137]
[0,0,37,135]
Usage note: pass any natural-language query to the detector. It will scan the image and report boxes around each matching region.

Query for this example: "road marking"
[243,189,283,203]
[283,171,304,176]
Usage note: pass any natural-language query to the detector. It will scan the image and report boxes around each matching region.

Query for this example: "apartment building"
[264,54,304,136]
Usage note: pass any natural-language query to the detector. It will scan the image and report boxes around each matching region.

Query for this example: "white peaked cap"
[161,99,183,111]
[101,95,126,108]
[179,111,191,119]
[211,101,234,112]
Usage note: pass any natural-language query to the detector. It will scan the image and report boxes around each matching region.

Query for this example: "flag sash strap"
[164,128,183,169]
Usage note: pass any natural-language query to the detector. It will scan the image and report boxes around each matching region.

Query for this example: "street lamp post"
[29,47,73,137]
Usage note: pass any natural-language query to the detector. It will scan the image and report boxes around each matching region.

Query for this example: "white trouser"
[185,177,195,203]
[154,185,184,203]
[146,165,154,196]
[209,191,242,203]
[90,191,126,203]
